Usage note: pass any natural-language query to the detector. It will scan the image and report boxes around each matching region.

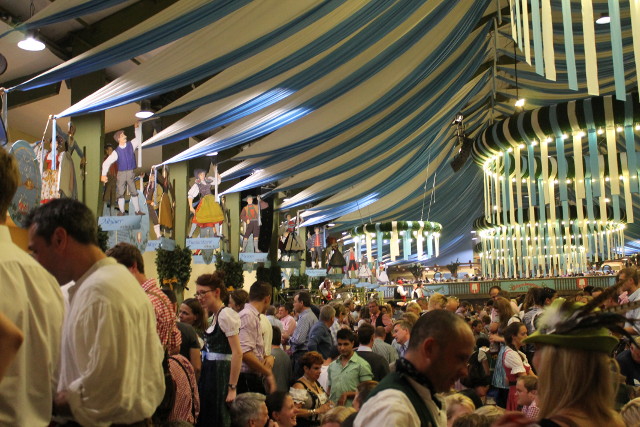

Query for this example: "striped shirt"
[290,308,318,354]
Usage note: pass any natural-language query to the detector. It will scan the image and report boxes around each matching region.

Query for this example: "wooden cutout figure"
[240,195,268,252]
[306,226,325,268]
[358,256,372,282]
[279,212,305,259]
[101,125,144,216]
[325,236,346,274]
[188,169,224,238]
[344,248,358,279]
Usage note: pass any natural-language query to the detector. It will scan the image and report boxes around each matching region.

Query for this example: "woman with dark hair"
[196,272,242,427]
[502,322,534,411]
[290,351,333,427]
[180,298,208,342]
[229,289,248,312]
[266,391,298,427]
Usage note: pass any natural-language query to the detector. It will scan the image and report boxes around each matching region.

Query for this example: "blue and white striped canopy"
[10,0,640,261]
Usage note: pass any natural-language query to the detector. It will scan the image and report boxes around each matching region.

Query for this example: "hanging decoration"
[472,93,638,278]
[351,220,442,264]
[507,0,634,99]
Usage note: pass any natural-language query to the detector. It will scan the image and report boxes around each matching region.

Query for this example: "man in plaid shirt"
[107,243,181,354]
[516,376,539,419]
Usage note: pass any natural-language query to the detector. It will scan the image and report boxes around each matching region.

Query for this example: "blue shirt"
[308,321,335,359]
[290,308,317,354]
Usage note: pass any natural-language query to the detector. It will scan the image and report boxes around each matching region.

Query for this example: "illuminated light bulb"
[597,128,604,135]
[531,141,538,146]
[616,126,623,133]
[507,147,513,153]
[561,133,568,140]
[577,131,586,138]
[605,176,610,182]
[519,144,525,149]
[566,179,572,184]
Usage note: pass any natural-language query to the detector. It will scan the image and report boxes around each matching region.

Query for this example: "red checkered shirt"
[141,279,181,354]
[522,401,540,419]
[168,354,200,423]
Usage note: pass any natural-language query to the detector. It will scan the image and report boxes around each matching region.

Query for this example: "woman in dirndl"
[195,271,242,427]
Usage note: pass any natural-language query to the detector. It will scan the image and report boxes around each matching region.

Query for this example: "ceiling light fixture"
[596,14,611,25]
[18,2,45,52]
[135,99,154,119]
[18,33,45,51]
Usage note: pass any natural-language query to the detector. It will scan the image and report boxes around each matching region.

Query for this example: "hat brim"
[523,330,619,353]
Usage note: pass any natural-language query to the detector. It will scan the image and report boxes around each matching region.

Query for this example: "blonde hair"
[406,301,421,315]
[536,345,619,423]
[621,397,640,426]
[428,293,447,310]
[444,393,475,419]
[321,406,356,425]
[474,405,504,423]
[402,312,419,327]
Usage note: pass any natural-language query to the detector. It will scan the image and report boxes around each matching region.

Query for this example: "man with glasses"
[26,199,164,426]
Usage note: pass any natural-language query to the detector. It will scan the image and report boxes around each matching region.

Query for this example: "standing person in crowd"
[278,303,297,346]
[163,289,202,380]
[501,322,534,410]
[266,306,284,334]
[356,324,390,381]
[372,326,399,365]
[266,391,298,427]
[354,310,475,427]
[229,393,273,427]
[522,287,556,361]
[329,303,346,346]
[368,300,392,343]
[616,337,640,386]
[239,281,276,394]
[428,293,448,311]
[618,267,640,335]
[195,272,242,427]
[106,242,181,355]
[327,329,373,406]
[27,199,164,426]
[0,148,64,426]
[309,305,336,359]
[516,376,539,419]
[444,394,475,426]
[290,351,333,427]
[0,313,22,383]
[495,299,626,427]
[180,297,208,341]
[229,289,249,312]
[271,326,292,392]
[392,321,412,358]
[290,291,318,376]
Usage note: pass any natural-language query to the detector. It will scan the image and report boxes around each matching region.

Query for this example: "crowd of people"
[3,147,640,427]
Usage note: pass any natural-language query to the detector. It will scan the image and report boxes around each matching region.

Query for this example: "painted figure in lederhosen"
[101,127,144,216]
[345,248,358,278]
[306,226,325,268]
[240,195,268,252]
[188,169,224,238]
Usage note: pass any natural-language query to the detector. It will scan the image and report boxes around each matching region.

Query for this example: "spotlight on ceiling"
[596,14,610,25]
[18,33,45,51]
[135,100,154,119]
[515,98,525,108]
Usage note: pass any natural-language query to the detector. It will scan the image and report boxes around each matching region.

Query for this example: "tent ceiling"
[1,0,639,262]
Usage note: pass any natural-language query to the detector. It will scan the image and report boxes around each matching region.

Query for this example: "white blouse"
[208,307,240,337]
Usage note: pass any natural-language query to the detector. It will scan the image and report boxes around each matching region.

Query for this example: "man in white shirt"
[355,310,475,427]
[618,268,640,335]
[0,149,65,426]
[26,198,165,426]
